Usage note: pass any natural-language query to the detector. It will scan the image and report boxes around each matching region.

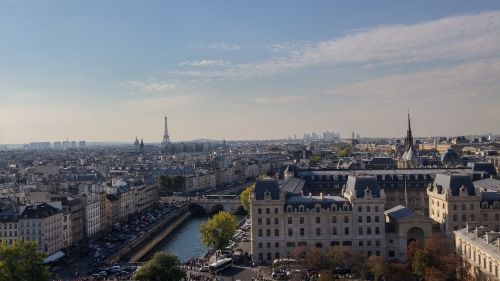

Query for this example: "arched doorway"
[407,227,425,246]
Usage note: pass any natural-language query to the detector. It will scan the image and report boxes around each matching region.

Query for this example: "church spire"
[406,110,414,150]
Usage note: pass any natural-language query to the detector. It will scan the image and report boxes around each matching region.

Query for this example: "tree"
[412,249,434,279]
[338,148,351,158]
[309,156,321,167]
[0,240,50,281]
[171,175,185,191]
[367,256,388,281]
[133,252,185,281]
[200,211,237,255]
[240,184,254,212]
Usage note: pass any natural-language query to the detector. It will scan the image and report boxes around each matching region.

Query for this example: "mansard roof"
[345,175,381,198]
[254,178,280,200]
[285,195,348,209]
[20,202,60,219]
[432,173,475,196]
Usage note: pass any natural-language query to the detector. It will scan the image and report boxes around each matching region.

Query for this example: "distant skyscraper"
[161,116,171,146]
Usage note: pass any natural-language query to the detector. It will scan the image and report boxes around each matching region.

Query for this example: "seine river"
[144,213,246,262]
[146,215,210,262]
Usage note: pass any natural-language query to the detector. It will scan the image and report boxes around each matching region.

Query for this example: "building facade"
[455,224,500,280]
[427,174,500,236]
[249,177,430,265]
[18,202,63,255]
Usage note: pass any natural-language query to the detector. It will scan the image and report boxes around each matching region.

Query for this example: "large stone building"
[290,167,480,214]
[455,224,500,280]
[19,202,63,255]
[249,177,431,265]
[427,174,500,236]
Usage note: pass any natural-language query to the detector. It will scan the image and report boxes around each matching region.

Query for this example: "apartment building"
[19,202,62,255]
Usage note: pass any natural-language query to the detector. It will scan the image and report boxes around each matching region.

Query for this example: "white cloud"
[189,43,241,51]
[179,59,230,67]
[175,11,500,79]
[253,95,309,104]
[117,95,202,112]
[121,80,177,94]
[327,58,500,102]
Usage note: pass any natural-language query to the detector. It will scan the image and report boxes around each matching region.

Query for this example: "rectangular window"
[258,208,262,214]
[266,229,271,237]
[358,206,362,212]
[274,208,278,214]
[332,216,337,223]
[367,206,371,212]
[266,208,270,214]
[358,216,362,223]
[344,216,349,223]
[359,241,363,247]
[375,240,380,247]
[375,227,380,235]
[258,218,262,225]
[366,216,371,223]
[316,228,321,236]
[275,229,279,237]
[288,228,292,237]
[300,228,304,236]
[375,206,379,212]
[368,240,372,247]
[275,242,279,248]
[375,216,379,223]
[316,217,321,224]
[266,218,271,225]
[288,217,292,224]
[345,227,349,235]
[332,227,337,235]
[258,229,262,237]
[300,217,304,224]
[275,218,279,225]
[286,242,295,247]
[367,227,372,235]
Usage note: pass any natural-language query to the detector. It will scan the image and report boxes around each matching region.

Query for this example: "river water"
[146,215,210,262]
[144,213,245,262]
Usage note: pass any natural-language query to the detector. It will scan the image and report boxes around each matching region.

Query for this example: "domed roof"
[441,148,461,163]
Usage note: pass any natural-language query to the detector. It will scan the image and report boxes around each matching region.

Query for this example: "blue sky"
[1,0,499,143]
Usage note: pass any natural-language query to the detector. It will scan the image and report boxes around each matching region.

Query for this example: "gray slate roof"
[385,205,414,221]
[345,175,381,198]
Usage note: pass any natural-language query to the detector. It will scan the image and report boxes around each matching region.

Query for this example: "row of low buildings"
[0,180,160,256]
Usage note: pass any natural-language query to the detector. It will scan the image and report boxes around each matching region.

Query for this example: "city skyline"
[1,1,500,143]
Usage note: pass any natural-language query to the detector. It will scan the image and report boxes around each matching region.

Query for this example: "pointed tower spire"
[406,110,414,150]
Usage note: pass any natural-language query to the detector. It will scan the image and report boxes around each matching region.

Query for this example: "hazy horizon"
[1,1,500,144]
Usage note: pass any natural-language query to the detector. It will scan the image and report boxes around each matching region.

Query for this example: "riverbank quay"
[128,209,193,262]
[104,202,190,264]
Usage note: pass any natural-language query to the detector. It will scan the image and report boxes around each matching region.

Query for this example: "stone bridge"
[189,195,244,214]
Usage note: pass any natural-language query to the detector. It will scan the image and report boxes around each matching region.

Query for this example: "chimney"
[476,226,489,238]
[309,192,312,199]
[320,192,324,200]
[486,231,500,243]
[466,222,480,233]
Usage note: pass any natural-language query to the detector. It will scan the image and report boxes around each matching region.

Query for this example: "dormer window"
[481,202,489,209]
[287,205,292,212]
[299,205,304,212]
[264,191,272,200]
